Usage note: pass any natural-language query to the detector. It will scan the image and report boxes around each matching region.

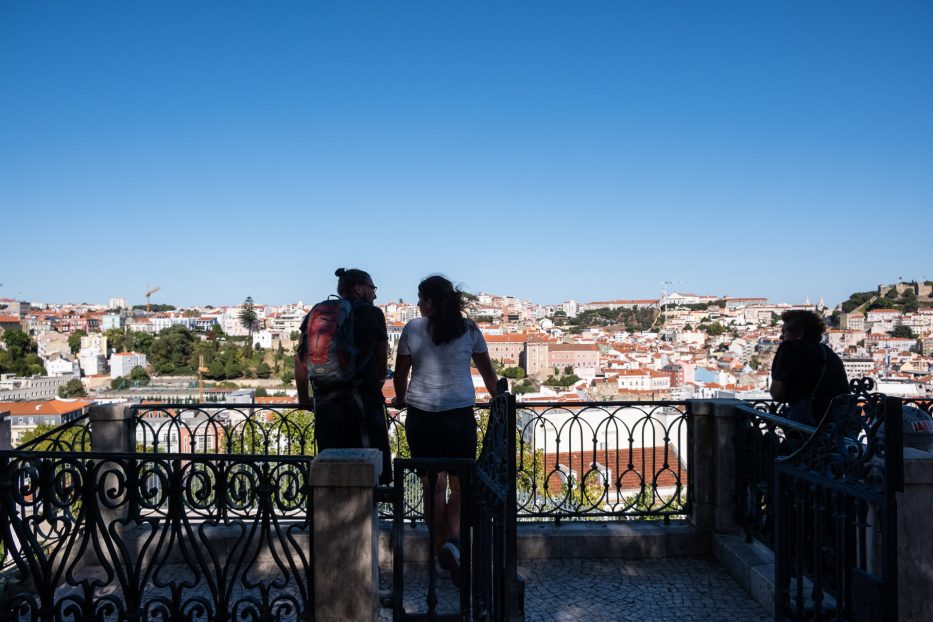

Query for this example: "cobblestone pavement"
[378,558,772,622]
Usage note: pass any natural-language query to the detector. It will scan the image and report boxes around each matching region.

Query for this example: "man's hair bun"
[335,268,346,277]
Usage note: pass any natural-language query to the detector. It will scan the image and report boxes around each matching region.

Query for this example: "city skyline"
[2,2,931,307]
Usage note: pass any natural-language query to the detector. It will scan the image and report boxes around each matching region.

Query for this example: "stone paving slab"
[378,558,772,621]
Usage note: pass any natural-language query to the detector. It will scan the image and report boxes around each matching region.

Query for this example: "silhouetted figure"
[295,267,392,484]
[770,310,849,426]
[392,275,499,586]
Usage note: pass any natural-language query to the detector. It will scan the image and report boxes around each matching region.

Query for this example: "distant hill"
[839,281,933,315]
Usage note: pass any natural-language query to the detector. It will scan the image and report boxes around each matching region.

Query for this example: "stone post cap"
[88,402,131,422]
[904,447,933,484]
[687,398,743,416]
[309,448,383,488]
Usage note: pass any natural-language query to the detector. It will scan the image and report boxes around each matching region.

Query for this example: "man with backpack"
[295,267,392,484]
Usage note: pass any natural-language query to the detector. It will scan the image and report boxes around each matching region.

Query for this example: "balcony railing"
[0,451,314,622]
[14,399,693,523]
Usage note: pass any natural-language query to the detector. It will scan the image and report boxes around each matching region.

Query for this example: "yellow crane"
[145,286,161,312]
[198,354,209,402]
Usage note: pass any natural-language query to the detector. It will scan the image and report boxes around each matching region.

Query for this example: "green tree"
[104,328,128,353]
[702,322,725,336]
[129,365,150,386]
[256,362,272,379]
[1,331,46,376]
[891,325,915,339]
[58,379,87,398]
[125,331,154,355]
[224,359,243,379]
[68,330,87,354]
[239,296,258,353]
[111,376,131,390]
[148,325,197,375]
[501,366,526,379]
[512,379,536,394]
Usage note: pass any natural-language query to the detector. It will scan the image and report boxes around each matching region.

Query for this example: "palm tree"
[239,296,258,354]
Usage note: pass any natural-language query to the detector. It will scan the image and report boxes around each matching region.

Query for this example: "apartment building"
[110,352,148,378]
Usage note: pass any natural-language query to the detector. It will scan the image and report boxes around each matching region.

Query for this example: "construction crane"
[198,354,209,402]
[145,286,161,312]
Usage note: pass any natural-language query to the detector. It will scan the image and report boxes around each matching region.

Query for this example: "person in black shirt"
[295,267,392,483]
[770,310,849,426]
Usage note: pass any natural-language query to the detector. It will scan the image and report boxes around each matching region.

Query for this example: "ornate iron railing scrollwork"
[515,400,690,522]
[734,401,816,546]
[15,414,92,452]
[130,403,318,455]
[0,451,314,622]
[772,377,903,621]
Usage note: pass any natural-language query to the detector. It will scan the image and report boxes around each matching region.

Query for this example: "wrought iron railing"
[734,401,816,547]
[130,403,318,454]
[126,400,690,522]
[773,378,903,620]
[15,413,92,452]
[514,401,691,522]
[0,451,314,621]
[383,386,523,621]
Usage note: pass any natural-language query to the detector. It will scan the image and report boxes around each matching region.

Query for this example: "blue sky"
[2,1,931,308]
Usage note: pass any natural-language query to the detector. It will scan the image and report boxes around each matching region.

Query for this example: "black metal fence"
[773,379,903,621]
[17,399,692,523]
[383,387,523,621]
[734,400,816,547]
[0,451,314,622]
[515,401,690,522]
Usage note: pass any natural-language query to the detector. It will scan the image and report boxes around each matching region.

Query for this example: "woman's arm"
[472,351,499,398]
[393,353,412,407]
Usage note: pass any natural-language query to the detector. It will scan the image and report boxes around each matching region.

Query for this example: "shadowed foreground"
[378,557,771,622]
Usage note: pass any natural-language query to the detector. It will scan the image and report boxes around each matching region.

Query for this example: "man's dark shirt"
[298,300,388,403]
[771,340,850,418]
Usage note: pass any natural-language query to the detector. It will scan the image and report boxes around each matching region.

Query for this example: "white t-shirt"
[397,317,488,412]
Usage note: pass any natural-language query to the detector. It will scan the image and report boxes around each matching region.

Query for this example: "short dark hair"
[335,268,372,299]
[780,310,826,341]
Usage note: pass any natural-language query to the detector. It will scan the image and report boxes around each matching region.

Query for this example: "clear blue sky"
[2,1,931,308]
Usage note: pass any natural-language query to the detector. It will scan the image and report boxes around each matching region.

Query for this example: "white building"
[110,352,147,378]
[45,353,80,377]
[252,330,273,349]
[108,298,128,310]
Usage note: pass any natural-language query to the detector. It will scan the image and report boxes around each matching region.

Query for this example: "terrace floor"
[377,557,772,622]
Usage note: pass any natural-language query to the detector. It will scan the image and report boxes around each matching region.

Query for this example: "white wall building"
[110,352,147,378]
[45,353,80,377]
[252,330,273,350]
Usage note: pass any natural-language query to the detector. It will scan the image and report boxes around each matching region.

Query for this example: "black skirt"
[405,405,477,461]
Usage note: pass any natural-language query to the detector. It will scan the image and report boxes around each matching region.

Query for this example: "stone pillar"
[688,399,716,531]
[89,403,134,453]
[0,410,11,450]
[309,448,382,622]
[689,399,741,533]
[711,400,740,532]
[897,448,933,622]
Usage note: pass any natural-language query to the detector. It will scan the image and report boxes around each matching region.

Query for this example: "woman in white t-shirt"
[392,275,499,585]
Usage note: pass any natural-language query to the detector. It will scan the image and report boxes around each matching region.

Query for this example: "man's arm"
[375,339,388,387]
[295,354,311,408]
[770,379,789,402]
